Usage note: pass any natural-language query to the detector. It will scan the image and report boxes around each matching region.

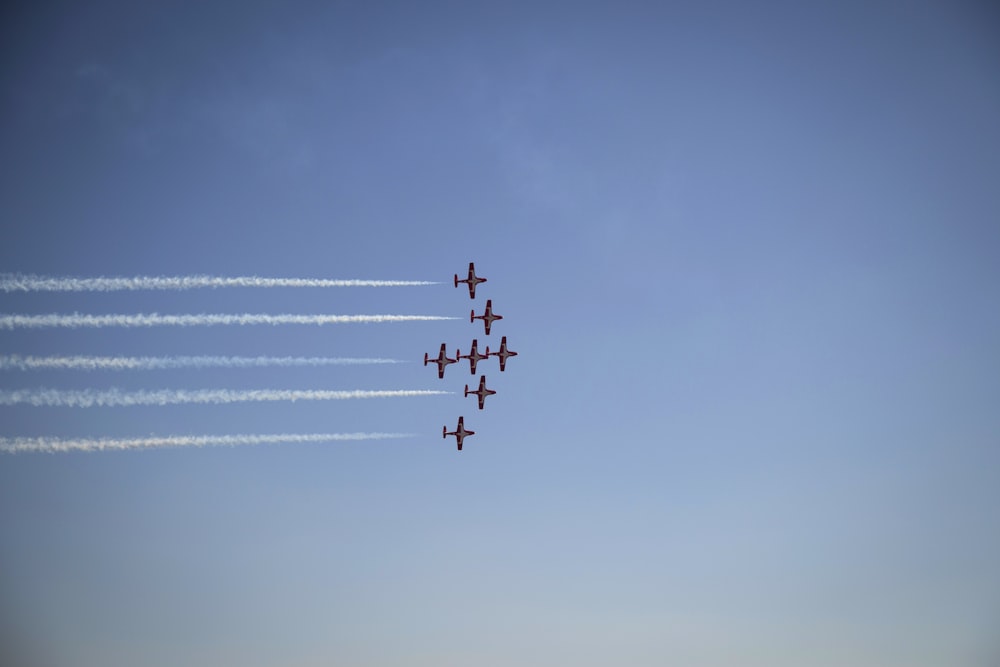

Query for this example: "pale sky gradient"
[1,2,999,666]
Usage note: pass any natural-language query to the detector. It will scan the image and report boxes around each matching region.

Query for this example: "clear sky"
[1,2,999,665]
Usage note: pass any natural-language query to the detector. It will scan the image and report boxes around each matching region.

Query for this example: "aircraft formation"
[428,263,518,451]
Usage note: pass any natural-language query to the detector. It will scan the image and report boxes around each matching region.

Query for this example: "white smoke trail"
[0,388,451,407]
[0,274,439,291]
[0,432,414,454]
[0,313,458,329]
[0,355,405,371]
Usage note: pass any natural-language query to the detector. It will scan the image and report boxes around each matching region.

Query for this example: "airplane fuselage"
[455,263,486,299]
[444,417,475,450]
[458,340,489,374]
[424,344,457,379]
[464,376,496,410]
[472,300,503,336]
[487,337,518,371]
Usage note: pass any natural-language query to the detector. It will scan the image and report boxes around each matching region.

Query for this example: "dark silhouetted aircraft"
[457,339,489,375]
[454,262,486,299]
[464,375,496,410]
[471,299,502,335]
[486,336,518,371]
[443,416,475,451]
[424,343,457,379]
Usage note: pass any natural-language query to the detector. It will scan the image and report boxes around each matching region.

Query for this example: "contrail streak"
[0,313,458,329]
[0,388,451,408]
[0,274,439,292]
[0,355,405,371]
[0,432,414,454]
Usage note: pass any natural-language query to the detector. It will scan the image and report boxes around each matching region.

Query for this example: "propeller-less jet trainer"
[471,299,502,336]
[457,339,489,375]
[444,416,475,450]
[455,262,486,299]
[424,343,457,379]
[464,375,496,410]
[486,336,518,371]
[441,263,517,451]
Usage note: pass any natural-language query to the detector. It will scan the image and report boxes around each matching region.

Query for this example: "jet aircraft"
[471,299,503,335]
[423,343,457,379]
[486,336,518,372]
[443,416,475,451]
[464,375,496,410]
[455,262,486,299]
[457,339,489,375]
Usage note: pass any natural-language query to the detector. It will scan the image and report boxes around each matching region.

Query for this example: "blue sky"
[1,2,999,665]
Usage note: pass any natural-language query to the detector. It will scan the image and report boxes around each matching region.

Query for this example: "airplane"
[454,262,486,299]
[443,416,475,451]
[423,343,457,379]
[471,299,503,335]
[456,339,489,375]
[464,375,496,410]
[486,336,518,372]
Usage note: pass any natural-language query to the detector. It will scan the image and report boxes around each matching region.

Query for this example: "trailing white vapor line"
[0,355,405,371]
[0,313,458,329]
[0,274,439,292]
[0,388,451,408]
[0,432,414,454]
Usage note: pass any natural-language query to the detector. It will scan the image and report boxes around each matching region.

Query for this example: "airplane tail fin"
[485,346,491,357]
[464,384,469,396]
[442,426,447,438]
[453,274,458,287]
[423,353,428,366]
[470,310,475,323]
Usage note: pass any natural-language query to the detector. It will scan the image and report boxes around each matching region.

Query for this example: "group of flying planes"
[430,263,517,451]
